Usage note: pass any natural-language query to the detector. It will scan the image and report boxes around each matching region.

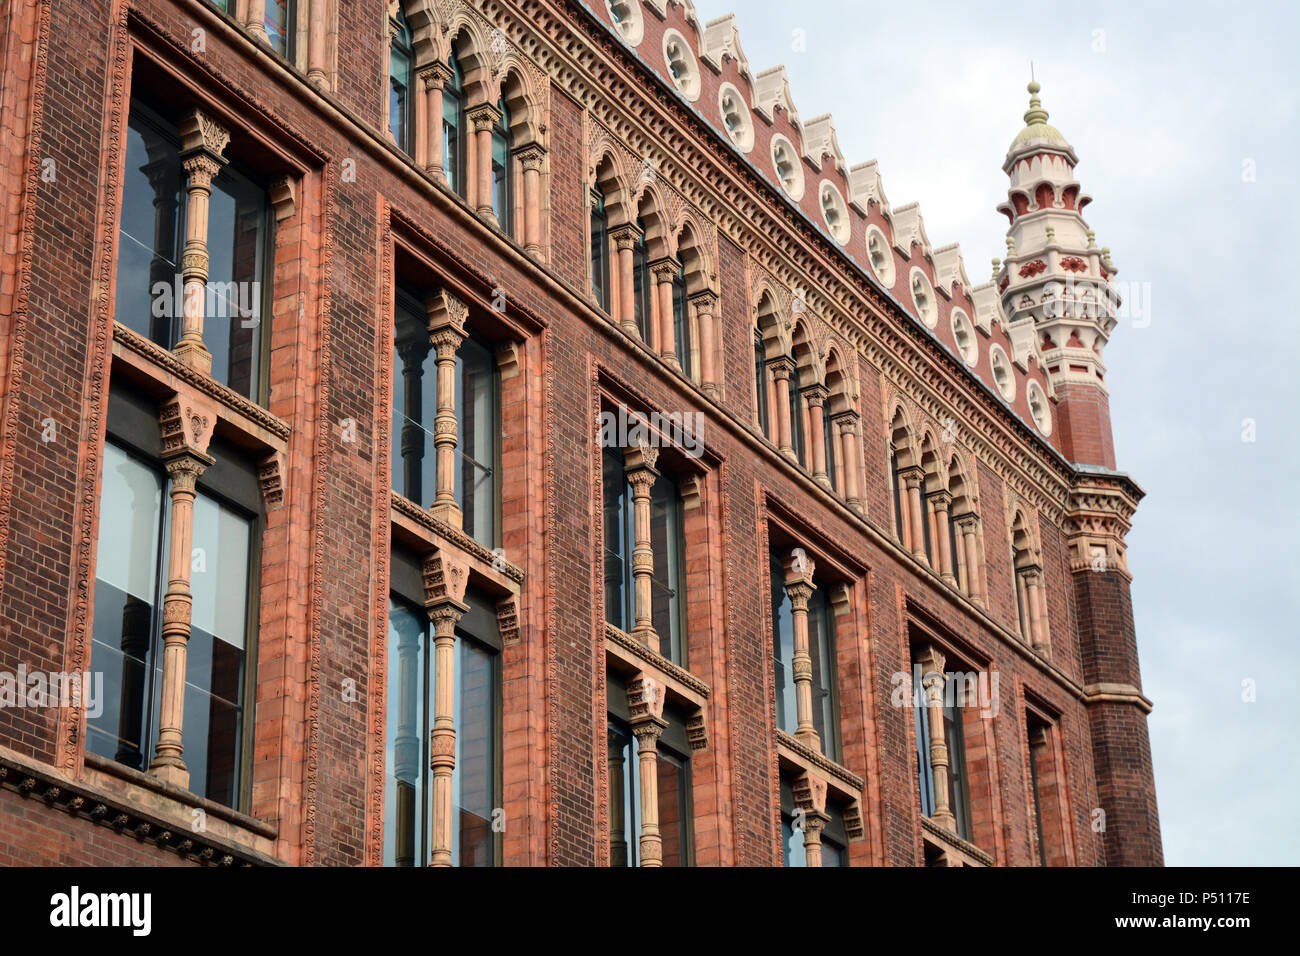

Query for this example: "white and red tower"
[995,82,1119,468]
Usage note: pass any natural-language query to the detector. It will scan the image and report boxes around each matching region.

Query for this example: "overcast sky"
[687,0,1299,865]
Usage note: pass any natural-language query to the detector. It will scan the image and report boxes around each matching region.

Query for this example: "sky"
[686,0,1300,865]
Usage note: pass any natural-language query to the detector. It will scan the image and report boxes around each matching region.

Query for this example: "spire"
[1023,80,1049,127]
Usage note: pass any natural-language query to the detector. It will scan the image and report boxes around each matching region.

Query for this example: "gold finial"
[1024,80,1049,126]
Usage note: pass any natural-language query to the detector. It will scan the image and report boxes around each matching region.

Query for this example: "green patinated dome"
[1009,81,1069,151]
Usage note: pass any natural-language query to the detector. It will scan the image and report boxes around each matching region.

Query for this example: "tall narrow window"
[913,660,973,841]
[607,684,695,867]
[115,104,273,403]
[590,192,610,311]
[789,383,806,466]
[948,515,963,591]
[754,332,769,437]
[390,8,414,153]
[770,550,839,760]
[491,94,513,232]
[265,0,295,59]
[781,778,850,866]
[384,564,502,867]
[632,220,652,342]
[672,264,690,372]
[919,484,934,564]
[602,446,688,665]
[1015,564,1032,640]
[443,52,467,197]
[890,452,905,543]
[392,290,435,507]
[89,390,261,811]
[455,336,499,548]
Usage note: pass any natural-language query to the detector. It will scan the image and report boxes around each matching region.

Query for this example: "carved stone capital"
[181,153,224,192]
[466,102,502,133]
[802,383,829,409]
[649,256,681,284]
[767,354,795,382]
[927,489,953,512]
[792,771,828,815]
[609,222,642,252]
[422,549,470,606]
[416,61,453,89]
[513,142,547,171]
[178,109,231,163]
[830,408,860,434]
[622,440,660,478]
[688,289,719,315]
[782,549,816,593]
[426,288,468,338]
[162,450,213,494]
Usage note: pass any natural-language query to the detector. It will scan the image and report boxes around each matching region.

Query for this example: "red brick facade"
[0,0,1160,866]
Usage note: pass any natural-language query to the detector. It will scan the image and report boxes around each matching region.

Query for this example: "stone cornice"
[604,621,711,701]
[775,729,864,796]
[113,322,292,443]
[0,746,282,866]
[391,491,526,585]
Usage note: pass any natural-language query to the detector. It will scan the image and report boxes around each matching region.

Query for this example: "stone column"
[623,442,660,649]
[901,466,927,564]
[418,63,452,180]
[307,0,328,87]
[467,103,502,223]
[929,490,956,586]
[244,1,268,42]
[954,513,984,604]
[426,596,467,866]
[651,258,682,370]
[690,290,719,397]
[917,645,956,831]
[515,143,546,258]
[610,224,641,337]
[832,410,863,512]
[770,356,796,460]
[783,550,819,750]
[628,674,666,867]
[148,396,216,788]
[1024,565,1049,653]
[174,111,230,375]
[804,385,830,488]
[792,772,829,867]
[608,728,629,867]
[426,290,468,528]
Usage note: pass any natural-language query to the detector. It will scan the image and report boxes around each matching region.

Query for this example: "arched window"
[632,219,652,343]
[389,7,414,155]
[754,330,770,438]
[672,263,689,372]
[491,94,512,232]
[590,191,610,310]
[443,50,468,198]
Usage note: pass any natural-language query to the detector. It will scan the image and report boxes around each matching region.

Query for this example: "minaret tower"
[996,83,1163,865]
[996,82,1119,468]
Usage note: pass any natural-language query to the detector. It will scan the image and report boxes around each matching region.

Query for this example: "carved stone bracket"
[421,548,470,607]
[497,594,521,647]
